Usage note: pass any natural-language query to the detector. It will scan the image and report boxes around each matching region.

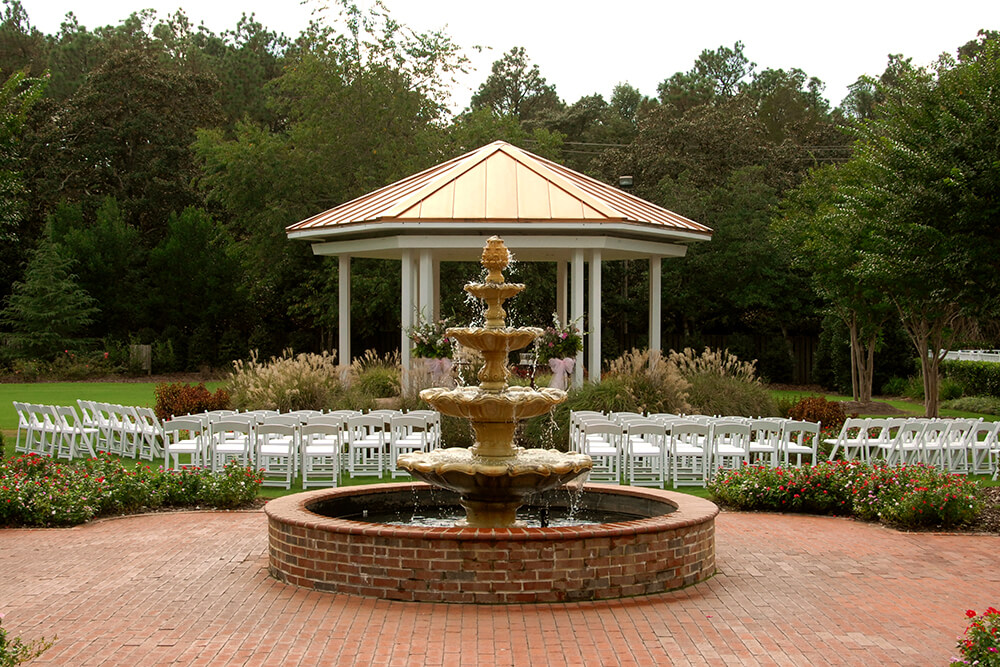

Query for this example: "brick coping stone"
[266,483,719,603]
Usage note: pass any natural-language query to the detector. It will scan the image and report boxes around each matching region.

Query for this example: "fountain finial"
[481,236,509,284]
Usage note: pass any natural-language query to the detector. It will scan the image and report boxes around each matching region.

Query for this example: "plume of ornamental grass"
[227,349,345,412]
[668,347,760,384]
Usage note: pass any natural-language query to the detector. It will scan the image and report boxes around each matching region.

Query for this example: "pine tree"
[2,228,99,359]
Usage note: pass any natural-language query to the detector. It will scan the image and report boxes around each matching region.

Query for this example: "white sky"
[19,0,1000,110]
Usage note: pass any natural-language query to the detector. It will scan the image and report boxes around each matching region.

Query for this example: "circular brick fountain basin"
[266,483,718,603]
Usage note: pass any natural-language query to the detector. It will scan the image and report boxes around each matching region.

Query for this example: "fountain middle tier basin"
[266,483,719,603]
[419,385,564,422]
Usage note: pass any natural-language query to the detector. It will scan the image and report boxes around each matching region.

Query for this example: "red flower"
[967,609,977,618]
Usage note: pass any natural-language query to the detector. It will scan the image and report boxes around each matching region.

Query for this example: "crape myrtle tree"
[775,162,894,402]
[839,31,1000,416]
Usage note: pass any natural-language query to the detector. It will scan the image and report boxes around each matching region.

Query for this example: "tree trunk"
[847,315,860,402]
[861,337,877,403]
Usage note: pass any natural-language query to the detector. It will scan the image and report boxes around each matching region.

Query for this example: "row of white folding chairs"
[13,402,100,460]
[825,417,999,476]
[162,408,442,488]
[569,411,821,488]
[73,400,165,460]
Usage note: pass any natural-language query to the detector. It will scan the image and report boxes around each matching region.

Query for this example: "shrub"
[880,376,910,397]
[686,373,779,417]
[350,349,401,398]
[0,613,53,666]
[710,461,983,530]
[227,350,344,412]
[952,607,1000,666]
[942,359,1000,399]
[941,396,1000,415]
[785,396,848,432]
[0,453,262,528]
[154,382,231,420]
[940,376,966,401]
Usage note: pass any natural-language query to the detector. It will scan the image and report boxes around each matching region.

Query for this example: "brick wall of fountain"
[266,483,719,603]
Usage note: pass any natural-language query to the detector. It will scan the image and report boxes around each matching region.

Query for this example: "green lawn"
[770,389,999,421]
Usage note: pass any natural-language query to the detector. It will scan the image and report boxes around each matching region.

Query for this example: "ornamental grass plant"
[350,349,401,399]
[227,349,345,412]
[709,461,983,530]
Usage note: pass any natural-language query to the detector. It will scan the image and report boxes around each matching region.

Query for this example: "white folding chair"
[825,417,870,462]
[163,418,208,470]
[24,404,58,456]
[748,418,784,467]
[208,418,254,471]
[865,418,907,463]
[12,401,30,453]
[52,405,99,460]
[919,420,950,469]
[346,414,387,478]
[406,410,442,450]
[969,421,999,476]
[941,419,981,474]
[670,422,711,487]
[782,420,820,467]
[709,421,750,480]
[132,407,166,460]
[300,422,342,488]
[885,421,926,466]
[622,420,666,487]
[256,423,298,488]
[390,414,431,478]
[580,420,622,484]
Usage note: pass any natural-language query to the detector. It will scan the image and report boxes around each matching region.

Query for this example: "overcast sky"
[19,0,1000,110]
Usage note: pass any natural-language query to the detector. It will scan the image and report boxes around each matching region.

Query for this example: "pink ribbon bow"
[548,357,575,390]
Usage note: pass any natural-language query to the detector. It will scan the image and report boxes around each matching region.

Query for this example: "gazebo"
[285,141,712,386]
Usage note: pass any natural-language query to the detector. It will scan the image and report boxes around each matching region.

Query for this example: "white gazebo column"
[418,249,433,324]
[556,261,567,325]
[432,258,441,322]
[401,250,414,380]
[571,249,584,388]
[338,254,351,365]
[649,256,662,357]
[588,250,602,383]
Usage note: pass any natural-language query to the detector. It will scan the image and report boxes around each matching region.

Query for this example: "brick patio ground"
[1,509,997,666]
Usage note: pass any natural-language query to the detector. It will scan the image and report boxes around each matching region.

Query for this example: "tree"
[1,226,99,359]
[470,46,562,121]
[0,68,43,239]
[775,163,893,402]
[48,198,148,340]
[657,42,754,114]
[34,48,221,236]
[843,33,1000,415]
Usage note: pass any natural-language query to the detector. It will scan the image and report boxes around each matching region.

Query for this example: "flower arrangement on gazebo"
[408,318,454,385]
[536,316,584,389]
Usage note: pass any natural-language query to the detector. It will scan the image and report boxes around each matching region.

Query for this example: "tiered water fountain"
[266,237,719,603]
[396,236,591,528]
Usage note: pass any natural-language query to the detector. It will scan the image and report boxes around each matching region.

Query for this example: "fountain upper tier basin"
[446,326,541,353]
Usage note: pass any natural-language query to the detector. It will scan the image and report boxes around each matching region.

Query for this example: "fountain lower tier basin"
[266,483,719,603]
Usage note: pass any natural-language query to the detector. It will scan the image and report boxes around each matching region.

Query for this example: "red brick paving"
[1,508,997,665]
